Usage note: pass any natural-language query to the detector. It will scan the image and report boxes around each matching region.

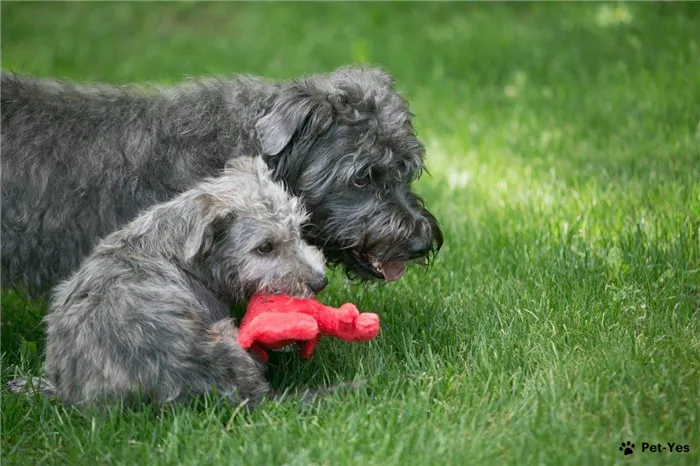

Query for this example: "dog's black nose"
[308,276,328,294]
[408,237,432,259]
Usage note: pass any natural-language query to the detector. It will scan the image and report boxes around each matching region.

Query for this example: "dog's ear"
[364,67,395,89]
[255,86,333,156]
[184,193,234,262]
[334,65,396,90]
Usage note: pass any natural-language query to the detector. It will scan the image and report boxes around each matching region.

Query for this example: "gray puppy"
[9,156,327,407]
[2,66,442,296]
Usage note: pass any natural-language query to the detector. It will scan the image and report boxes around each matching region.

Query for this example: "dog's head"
[183,156,327,300]
[255,65,443,281]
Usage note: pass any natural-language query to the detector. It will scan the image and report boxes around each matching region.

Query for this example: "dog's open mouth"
[350,250,406,281]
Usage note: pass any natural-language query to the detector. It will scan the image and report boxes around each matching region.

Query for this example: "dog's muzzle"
[350,210,442,282]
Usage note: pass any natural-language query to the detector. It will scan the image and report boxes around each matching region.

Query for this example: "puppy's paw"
[7,377,57,399]
[7,377,30,394]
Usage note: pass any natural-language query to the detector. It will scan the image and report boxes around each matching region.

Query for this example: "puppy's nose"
[408,237,432,259]
[308,276,328,294]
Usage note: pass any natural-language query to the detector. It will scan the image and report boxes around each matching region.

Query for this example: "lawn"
[1,2,699,465]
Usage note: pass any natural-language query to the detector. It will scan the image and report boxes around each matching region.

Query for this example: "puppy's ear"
[255,86,333,156]
[184,194,234,262]
[224,156,270,179]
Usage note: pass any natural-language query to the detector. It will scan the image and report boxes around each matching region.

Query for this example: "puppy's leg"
[210,319,361,407]
[206,318,271,407]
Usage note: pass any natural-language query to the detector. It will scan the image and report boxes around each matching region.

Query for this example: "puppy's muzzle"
[308,275,328,294]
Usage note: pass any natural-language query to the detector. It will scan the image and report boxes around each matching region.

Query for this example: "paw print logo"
[619,441,635,456]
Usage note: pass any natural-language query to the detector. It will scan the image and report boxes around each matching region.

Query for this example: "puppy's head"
[255,65,443,281]
[184,156,327,301]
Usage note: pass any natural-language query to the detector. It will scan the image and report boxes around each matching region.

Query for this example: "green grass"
[2,2,699,465]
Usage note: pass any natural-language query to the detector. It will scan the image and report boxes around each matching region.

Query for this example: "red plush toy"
[236,294,380,362]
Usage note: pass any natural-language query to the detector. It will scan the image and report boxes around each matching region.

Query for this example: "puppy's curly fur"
[9,157,327,407]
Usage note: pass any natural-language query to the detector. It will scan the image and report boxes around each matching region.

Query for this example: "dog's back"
[0,73,264,293]
[2,74,161,292]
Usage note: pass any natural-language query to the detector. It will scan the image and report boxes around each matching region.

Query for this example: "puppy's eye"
[256,242,274,255]
[352,175,370,188]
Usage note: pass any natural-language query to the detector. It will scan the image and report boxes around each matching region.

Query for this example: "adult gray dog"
[9,156,328,407]
[1,65,443,296]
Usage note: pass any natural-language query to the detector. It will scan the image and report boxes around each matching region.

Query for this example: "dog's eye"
[352,175,370,188]
[256,242,274,255]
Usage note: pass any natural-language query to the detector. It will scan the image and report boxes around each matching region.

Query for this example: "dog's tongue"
[379,261,406,281]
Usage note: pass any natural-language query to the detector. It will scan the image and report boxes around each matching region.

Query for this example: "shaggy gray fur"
[1,65,442,295]
[8,156,327,407]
